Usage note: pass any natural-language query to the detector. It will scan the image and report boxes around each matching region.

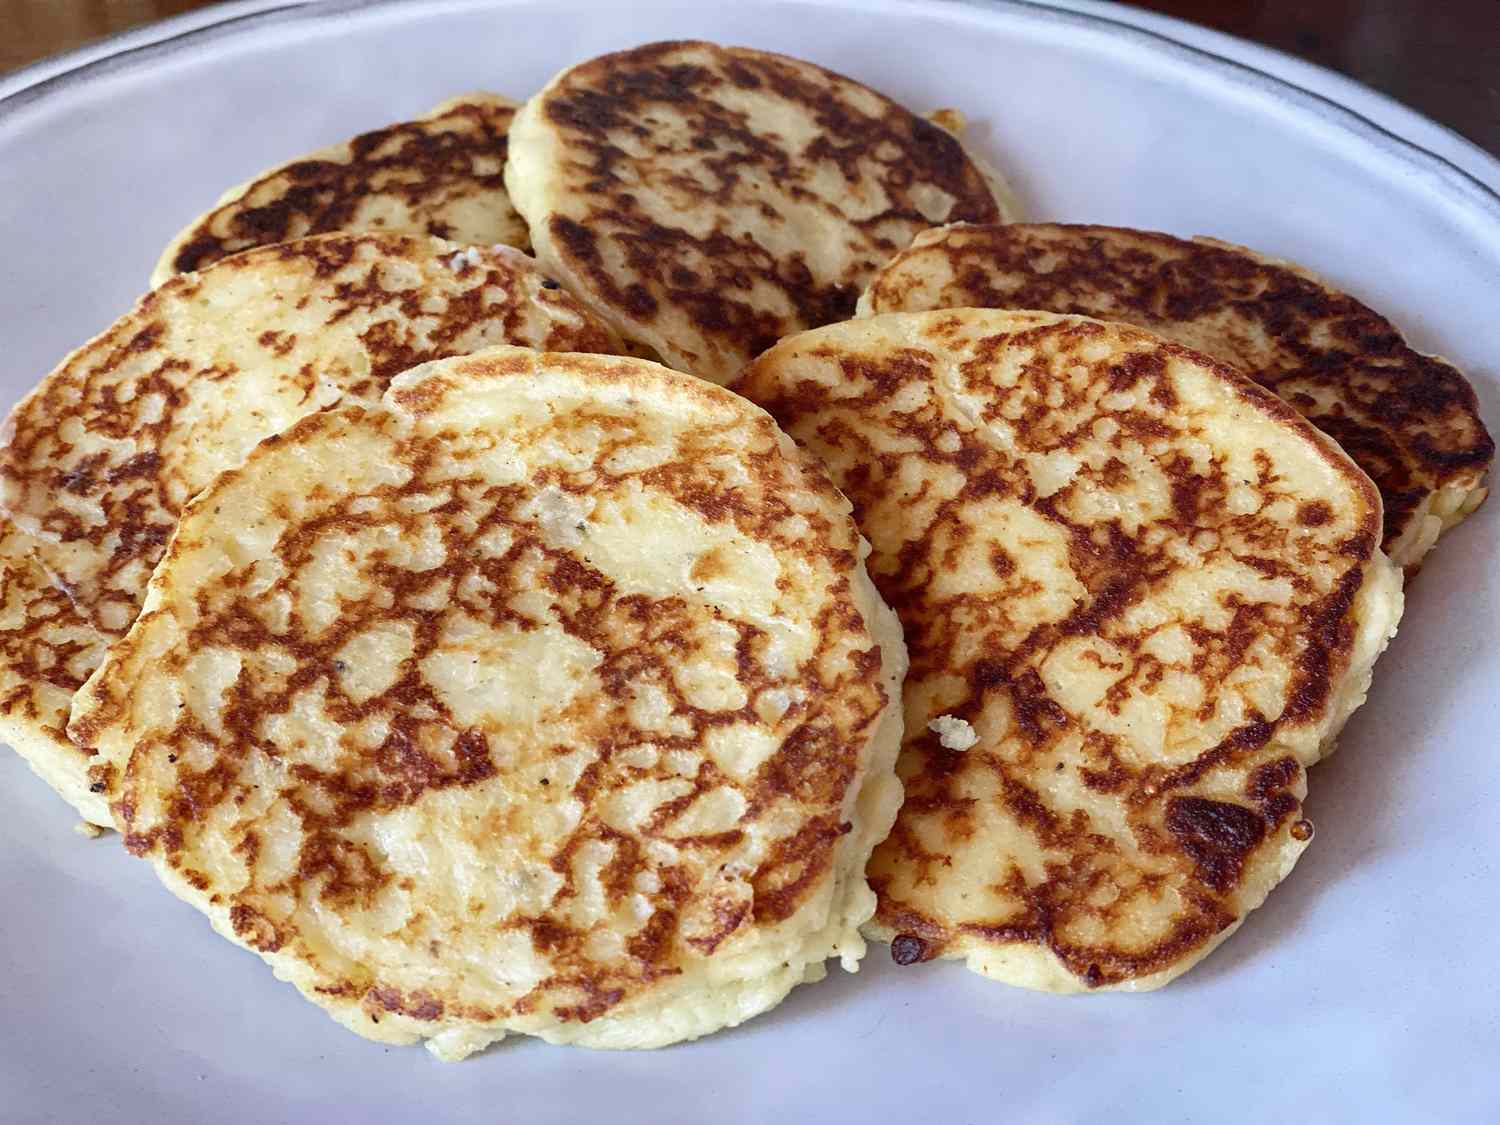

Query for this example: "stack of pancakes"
[1,40,1489,1057]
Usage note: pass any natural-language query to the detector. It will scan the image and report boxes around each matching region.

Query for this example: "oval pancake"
[859,222,1494,571]
[68,347,907,1057]
[734,309,1403,992]
[152,93,528,287]
[0,232,618,824]
[505,40,1013,383]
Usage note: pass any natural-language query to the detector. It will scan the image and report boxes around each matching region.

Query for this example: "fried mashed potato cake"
[860,222,1494,571]
[0,232,618,825]
[68,348,907,1057]
[734,310,1403,992]
[152,93,529,286]
[505,40,1014,384]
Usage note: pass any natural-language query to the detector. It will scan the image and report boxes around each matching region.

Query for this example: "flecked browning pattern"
[860,222,1493,571]
[153,93,529,286]
[0,232,618,824]
[735,309,1402,992]
[0,525,118,824]
[506,40,1008,383]
[70,349,906,1057]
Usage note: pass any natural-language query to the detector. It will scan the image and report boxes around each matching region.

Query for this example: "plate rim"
[1055,0,1499,186]
[2,0,1497,222]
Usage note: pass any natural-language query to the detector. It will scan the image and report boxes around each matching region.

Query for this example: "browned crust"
[735,310,1385,988]
[863,222,1494,565]
[161,93,524,279]
[520,40,1003,379]
[75,349,892,1034]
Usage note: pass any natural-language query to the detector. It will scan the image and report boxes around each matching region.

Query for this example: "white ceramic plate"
[2,3,1497,1122]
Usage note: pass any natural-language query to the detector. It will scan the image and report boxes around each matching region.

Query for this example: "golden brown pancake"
[860,222,1494,571]
[0,232,618,824]
[735,309,1403,992]
[152,93,528,286]
[70,347,907,1057]
[505,40,1014,383]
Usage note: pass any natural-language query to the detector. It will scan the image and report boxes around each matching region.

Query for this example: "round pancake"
[152,93,528,287]
[859,222,1494,571]
[505,40,1013,384]
[734,309,1403,992]
[0,232,618,824]
[69,347,907,1057]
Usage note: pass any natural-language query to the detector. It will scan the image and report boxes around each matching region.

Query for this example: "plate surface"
[1,2,1497,1122]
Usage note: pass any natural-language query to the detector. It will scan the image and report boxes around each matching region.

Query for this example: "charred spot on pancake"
[1164,797,1268,892]
[1298,500,1333,526]
[890,934,930,965]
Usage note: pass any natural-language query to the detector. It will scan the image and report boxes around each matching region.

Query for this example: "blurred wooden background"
[2,0,1496,154]
[4,1,206,70]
